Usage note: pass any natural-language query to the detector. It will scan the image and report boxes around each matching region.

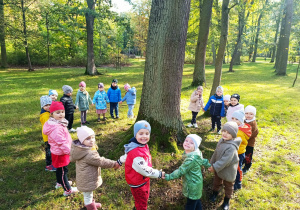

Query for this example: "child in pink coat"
[43,101,78,196]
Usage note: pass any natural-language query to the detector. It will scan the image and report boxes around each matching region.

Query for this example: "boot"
[221,197,230,210]
[93,200,102,209]
[209,191,219,202]
[85,201,97,210]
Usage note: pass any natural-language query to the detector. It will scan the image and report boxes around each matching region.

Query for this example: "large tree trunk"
[275,0,293,75]
[137,0,191,148]
[270,11,281,63]
[212,36,216,65]
[209,0,230,97]
[192,0,213,86]
[85,0,98,75]
[21,0,33,71]
[0,0,8,68]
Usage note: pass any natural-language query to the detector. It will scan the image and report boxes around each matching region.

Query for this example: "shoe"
[85,121,90,124]
[97,118,101,122]
[193,123,198,128]
[208,128,215,132]
[234,183,242,191]
[217,129,221,134]
[93,200,102,209]
[63,187,78,196]
[55,181,73,189]
[81,122,85,125]
[242,168,249,174]
[209,191,219,202]
[116,116,119,119]
[69,128,76,132]
[221,197,230,210]
[103,117,107,121]
[85,201,98,210]
[187,123,193,128]
[111,116,115,119]
[45,165,56,172]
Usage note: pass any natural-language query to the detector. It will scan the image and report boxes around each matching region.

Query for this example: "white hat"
[186,134,202,151]
[245,105,256,116]
[77,126,95,143]
[224,94,231,101]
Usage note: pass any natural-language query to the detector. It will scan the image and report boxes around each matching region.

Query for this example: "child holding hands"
[120,83,137,118]
[75,81,93,125]
[187,86,205,128]
[93,83,109,122]
[60,85,76,132]
[107,79,121,119]
[164,134,211,210]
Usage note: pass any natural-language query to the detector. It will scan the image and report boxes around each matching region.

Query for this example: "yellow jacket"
[40,111,50,142]
[237,124,252,154]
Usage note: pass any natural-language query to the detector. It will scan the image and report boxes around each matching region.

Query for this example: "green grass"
[0,58,299,209]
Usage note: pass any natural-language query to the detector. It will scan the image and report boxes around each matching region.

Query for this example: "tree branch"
[228,2,238,11]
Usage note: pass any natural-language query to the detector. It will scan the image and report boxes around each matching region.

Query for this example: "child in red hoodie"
[231,110,252,190]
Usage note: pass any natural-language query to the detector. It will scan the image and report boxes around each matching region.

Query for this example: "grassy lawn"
[0,58,299,209]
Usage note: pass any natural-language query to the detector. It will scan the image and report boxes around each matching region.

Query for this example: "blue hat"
[48,89,58,96]
[232,110,245,124]
[40,95,52,108]
[134,120,151,137]
[216,86,224,93]
[186,134,202,151]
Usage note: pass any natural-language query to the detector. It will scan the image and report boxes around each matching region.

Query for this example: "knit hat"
[98,83,104,88]
[231,93,240,101]
[79,81,86,87]
[48,89,58,96]
[222,121,239,138]
[245,105,256,116]
[124,83,130,90]
[40,95,52,108]
[112,79,118,83]
[197,86,203,91]
[134,120,151,137]
[49,101,65,113]
[62,85,73,94]
[216,86,224,93]
[223,94,231,101]
[186,134,202,151]
[232,110,245,124]
[77,126,95,143]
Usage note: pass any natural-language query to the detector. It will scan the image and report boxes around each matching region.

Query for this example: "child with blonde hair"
[75,81,93,125]
[187,86,204,128]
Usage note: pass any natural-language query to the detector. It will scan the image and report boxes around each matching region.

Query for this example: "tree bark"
[0,0,8,68]
[212,36,216,65]
[270,11,281,63]
[275,0,293,75]
[137,0,191,147]
[192,0,213,86]
[85,0,98,75]
[209,0,230,97]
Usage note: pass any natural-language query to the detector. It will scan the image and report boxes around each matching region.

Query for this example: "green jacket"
[75,90,93,111]
[165,150,211,200]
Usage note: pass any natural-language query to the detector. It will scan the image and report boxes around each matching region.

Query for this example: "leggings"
[56,166,71,191]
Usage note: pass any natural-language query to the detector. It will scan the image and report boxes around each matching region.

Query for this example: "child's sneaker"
[69,128,76,133]
[217,129,221,134]
[193,123,198,128]
[55,181,73,189]
[187,123,193,128]
[45,165,56,172]
[97,118,101,122]
[242,168,249,174]
[208,128,215,132]
[63,187,78,196]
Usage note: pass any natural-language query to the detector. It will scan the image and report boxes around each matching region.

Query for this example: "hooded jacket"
[70,140,116,192]
[203,94,225,117]
[237,123,252,154]
[107,86,121,103]
[93,90,109,110]
[75,90,93,111]
[245,120,259,147]
[210,137,242,182]
[226,103,244,122]
[121,87,137,105]
[188,91,204,112]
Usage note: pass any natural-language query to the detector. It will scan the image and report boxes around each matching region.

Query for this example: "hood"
[43,118,58,136]
[239,124,252,137]
[222,137,242,150]
[128,87,136,95]
[124,137,145,153]
[70,140,91,161]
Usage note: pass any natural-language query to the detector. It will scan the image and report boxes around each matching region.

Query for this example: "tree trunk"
[21,0,33,71]
[85,0,98,75]
[192,0,213,87]
[0,0,8,68]
[275,0,293,75]
[137,0,191,148]
[270,11,281,63]
[212,36,216,65]
[209,0,230,97]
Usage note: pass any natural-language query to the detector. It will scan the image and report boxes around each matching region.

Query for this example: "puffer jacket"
[70,140,116,192]
[237,123,252,154]
[60,94,76,115]
[93,90,109,110]
[203,94,225,117]
[121,87,137,105]
[43,118,72,155]
[165,150,211,200]
[226,104,244,122]
[210,137,242,182]
[107,86,121,103]
[40,109,50,142]
[75,90,93,111]
[245,120,259,147]
[188,91,204,112]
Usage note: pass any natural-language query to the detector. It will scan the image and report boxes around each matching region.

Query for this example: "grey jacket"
[210,137,242,182]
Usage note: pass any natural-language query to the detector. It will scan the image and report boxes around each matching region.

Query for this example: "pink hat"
[79,81,86,87]
[124,83,130,90]
[49,101,65,113]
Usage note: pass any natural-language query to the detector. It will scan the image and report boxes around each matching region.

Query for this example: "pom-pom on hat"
[49,101,65,113]
[245,105,256,116]
[216,86,224,93]
[77,126,95,143]
[231,93,240,101]
[62,85,73,94]
[79,81,86,87]
[49,89,58,96]
[134,120,151,137]
[224,94,231,101]
[222,121,239,138]
[40,95,52,108]
[112,79,118,83]
[124,83,130,90]
[232,110,245,124]
[98,83,104,88]
[186,134,202,151]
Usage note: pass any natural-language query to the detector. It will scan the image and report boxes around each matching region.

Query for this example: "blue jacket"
[93,90,109,109]
[107,86,121,103]
[121,87,136,105]
[203,94,225,117]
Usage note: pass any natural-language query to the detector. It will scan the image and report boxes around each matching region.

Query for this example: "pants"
[56,166,71,191]
[211,115,221,130]
[45,142,52,166]
[127,104,134,117]
[65,113,74,129]
[185,198,202,210]
[82,191,93,205]
[191,111,198,124]
[80,111,87,123]
[213,172,234,198]
[243,146,254,170]
[235,153,245,189]
[110,102,119,117]
[130,181,150,210]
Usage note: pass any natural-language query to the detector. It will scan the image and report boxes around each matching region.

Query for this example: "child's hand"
[208,166,214,173]
[76,106,79,109]
[114,162,120,170]
[161,171,165,179]
[119,101,122,104]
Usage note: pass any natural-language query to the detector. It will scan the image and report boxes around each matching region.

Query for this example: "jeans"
[65,113,74,129]
[185,198,202,210]
[127,104,134,117]
[45,142,52,166]
[110,102,119,117]
[211,115,221,130]
[191,111,198,124]
[235,153,245,189]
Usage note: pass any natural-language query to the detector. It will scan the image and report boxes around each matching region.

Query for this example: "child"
[49,89,58,101]
[120,83,136,118]
[223,94,231,115]
[242,105,259,174]
[40,95,55,171]
[203,86,225,134]
[107,79,121,119]
[75,81,93,125]
[208,122,241,210]
[164,134,211,210]
[231,110,251,190]
[70,126,120,209]
[43,101,78,196]
[123,120,164,210]
[187,86,205,128]
[60,85,76,132]
[226,94,244,122]
[93,83,110,122]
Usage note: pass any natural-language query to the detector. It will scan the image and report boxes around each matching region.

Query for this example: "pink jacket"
[226,104,244,122]
[43,119,72,155]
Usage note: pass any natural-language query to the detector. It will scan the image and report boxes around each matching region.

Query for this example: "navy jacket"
[203,94,225,117]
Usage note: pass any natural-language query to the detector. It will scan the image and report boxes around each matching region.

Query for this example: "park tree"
[270,6,282,63]
[0,0,8,68]
[137,0,191,150]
